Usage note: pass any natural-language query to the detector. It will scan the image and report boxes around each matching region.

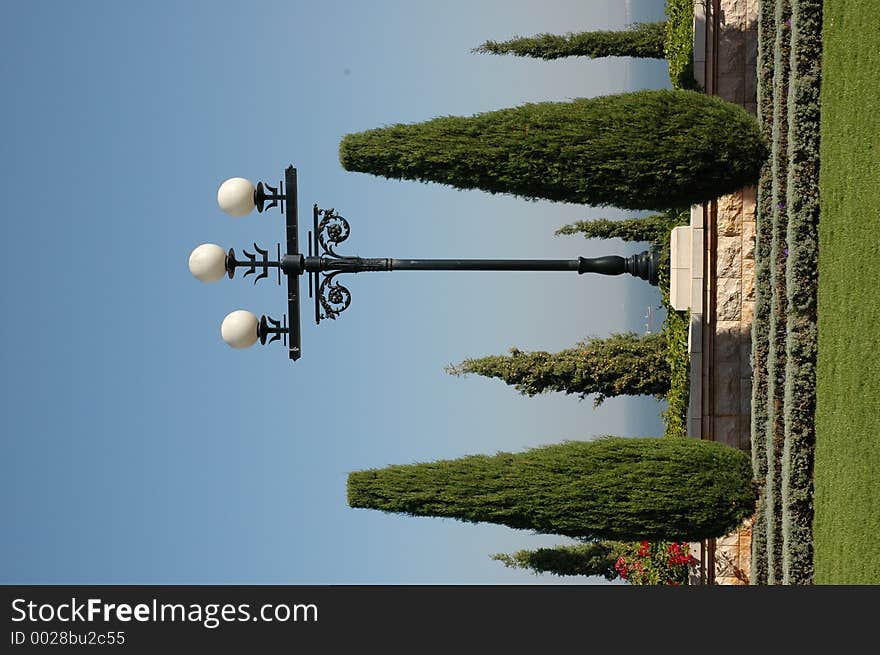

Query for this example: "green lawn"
[814,0,880,584]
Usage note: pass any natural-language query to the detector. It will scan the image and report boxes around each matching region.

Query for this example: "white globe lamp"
[188,243,227,283]
[220,310,259,349]
[217,177,256,217]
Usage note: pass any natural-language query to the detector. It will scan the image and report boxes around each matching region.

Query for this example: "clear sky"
[1,0,672,584]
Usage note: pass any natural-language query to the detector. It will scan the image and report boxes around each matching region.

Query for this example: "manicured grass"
[813,0,880,585]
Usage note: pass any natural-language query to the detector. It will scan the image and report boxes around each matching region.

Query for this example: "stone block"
[717,278,742,321]
[689,352,702,420]
[742,221,756,260]
[717,74,746,105]
[690,277,704,315]
[717,197,743,236]
[670,226,692,311]
[689,315,703,354]
[713,362,741,415]
[741,299,755,325]
[740,337,753,372]
[736,428,752,453]
[718,38,745,77]
[742,257,756,302]
[717,236,742,278]
[715,321,744,359]
[691,204,704,229]
[741,377,753,417]
[722,0,752,27]
[670,225,691,267]
[718,211,742,238]
[693,1,707,62]
[745,56,758,103]
[692,227,704,277]
[671,273,691,312]
[713,416,741,449]
[742,185,757,217]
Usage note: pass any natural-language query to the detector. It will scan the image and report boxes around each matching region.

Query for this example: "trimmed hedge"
[339,90,768,211]
[664,0,700,90]
[446,332,669,407]
[348,438,757,542]
[474,22,666,60]
[555,214,670,244]
[781,0,822,586]
[659,2,696,440]
[491,542,621,579]
[750,0,777,586]
[764,0,791,585]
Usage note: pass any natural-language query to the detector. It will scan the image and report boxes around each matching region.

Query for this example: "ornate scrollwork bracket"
[316,272,352,321]
[316,208,351,256]
[309,205,355,324]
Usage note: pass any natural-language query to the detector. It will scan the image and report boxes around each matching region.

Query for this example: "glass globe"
[188,243,227,283]
[220,310,259,349]
[217,177,256,217]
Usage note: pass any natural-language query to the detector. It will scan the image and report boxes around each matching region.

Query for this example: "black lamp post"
[189,165,660,361]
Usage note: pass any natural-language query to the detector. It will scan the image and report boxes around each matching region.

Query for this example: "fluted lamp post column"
[189,165,660,361]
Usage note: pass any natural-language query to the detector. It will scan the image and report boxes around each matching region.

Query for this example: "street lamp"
[189,165,660,361]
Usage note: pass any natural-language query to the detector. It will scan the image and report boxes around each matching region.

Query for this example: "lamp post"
[189,165,660,361]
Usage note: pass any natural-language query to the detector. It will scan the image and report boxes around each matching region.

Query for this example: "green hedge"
[664,0,699,90]
[655,209,691,440]
[763,0,792,585]
[781,0,822,586]
[348,438,756,542]
[474,22,666,60]
[446,332,670,406]
[554,214,671,244]
[750,0,777,586]
[339,90,767,211]
[659,2,696,440]
[491,542,621,579]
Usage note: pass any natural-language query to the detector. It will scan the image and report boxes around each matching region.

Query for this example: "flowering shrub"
[613,541,698,585]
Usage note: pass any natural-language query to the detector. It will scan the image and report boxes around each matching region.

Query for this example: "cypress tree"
[347,438,756,542]
[474,22,667,60]
[491,542,623,579]
[446,332,668,406]
[554,214,670,244]
[339,89,768,211]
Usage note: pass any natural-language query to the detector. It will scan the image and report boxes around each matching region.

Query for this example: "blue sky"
[1,0,672,584]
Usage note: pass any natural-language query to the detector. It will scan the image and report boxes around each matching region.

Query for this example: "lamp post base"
[577,249,660,286]
[626,249,660,286]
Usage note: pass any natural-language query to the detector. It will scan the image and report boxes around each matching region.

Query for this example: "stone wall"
[691,0,758,585]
